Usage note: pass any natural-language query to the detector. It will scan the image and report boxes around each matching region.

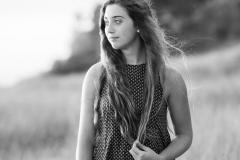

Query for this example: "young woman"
[76,0,192,160]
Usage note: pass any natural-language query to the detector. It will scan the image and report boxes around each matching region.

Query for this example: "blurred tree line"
[51,0,240,74]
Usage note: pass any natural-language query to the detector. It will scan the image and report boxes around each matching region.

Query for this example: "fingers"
[129,148,138,159]
[131,141,141,154]
[136,141,147,151]
[129,140,148,159]
[130,140,158,160]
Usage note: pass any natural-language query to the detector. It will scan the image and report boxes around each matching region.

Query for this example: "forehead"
[104,4,129,19]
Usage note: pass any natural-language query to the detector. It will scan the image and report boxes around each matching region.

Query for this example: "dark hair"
[94,0,181,143]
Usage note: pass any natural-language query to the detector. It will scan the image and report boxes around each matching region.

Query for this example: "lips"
[109,37,119,41]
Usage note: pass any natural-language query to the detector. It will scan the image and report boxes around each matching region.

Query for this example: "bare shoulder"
[164,66,187,97]
[86,62,104,80]
[165,66,185,85]
[81,62,104,97]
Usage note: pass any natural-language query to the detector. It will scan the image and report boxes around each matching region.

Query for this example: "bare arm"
[76,63,102,160]
[158,68,193,160]
[129,67,192,160]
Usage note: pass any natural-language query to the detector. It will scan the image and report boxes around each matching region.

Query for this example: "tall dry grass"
[176,45,240,160]
[0,45,240,160]
[0,74,84,160]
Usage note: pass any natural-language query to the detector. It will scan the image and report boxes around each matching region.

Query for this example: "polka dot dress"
[93,64,171,160]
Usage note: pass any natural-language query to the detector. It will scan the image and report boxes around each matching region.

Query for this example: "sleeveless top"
[93,64,171,160]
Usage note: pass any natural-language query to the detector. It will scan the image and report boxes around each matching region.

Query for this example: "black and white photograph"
[0,0,239,160]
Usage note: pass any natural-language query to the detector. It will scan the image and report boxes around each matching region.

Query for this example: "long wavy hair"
[94,0,177,144]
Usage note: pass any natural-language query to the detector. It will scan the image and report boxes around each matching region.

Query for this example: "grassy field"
[0,45,240,160]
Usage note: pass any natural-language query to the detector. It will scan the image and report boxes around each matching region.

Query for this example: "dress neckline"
[126,63,146,67]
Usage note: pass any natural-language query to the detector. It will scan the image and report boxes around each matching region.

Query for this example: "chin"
[111,43,128,50]
[111,44,122,50]
[112,46,120,50]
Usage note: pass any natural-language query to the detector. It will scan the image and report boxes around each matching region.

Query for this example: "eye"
[115,20,122,24]
[104,20,109,26]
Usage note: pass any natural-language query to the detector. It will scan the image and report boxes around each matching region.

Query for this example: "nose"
[106,23,115,34]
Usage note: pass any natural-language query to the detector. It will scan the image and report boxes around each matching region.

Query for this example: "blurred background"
[0,0,239,159]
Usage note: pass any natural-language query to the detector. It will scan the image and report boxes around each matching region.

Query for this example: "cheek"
[121,26,137,41]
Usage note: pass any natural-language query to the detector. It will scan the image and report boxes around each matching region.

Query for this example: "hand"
[129,140,165,160]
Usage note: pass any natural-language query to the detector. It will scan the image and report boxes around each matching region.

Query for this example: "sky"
[0,0,105,87]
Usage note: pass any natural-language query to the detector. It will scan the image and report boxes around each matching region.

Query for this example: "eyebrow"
[104,16,124,20]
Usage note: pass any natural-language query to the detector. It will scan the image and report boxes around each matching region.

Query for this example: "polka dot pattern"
[93,64,171,160]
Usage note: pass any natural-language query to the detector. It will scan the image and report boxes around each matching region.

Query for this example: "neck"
[121,38,145,65]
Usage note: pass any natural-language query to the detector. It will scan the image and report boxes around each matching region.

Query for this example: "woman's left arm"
[159,68,193,160]
[129,68,192,160]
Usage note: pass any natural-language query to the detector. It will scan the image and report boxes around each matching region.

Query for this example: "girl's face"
[104,4,139,50]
